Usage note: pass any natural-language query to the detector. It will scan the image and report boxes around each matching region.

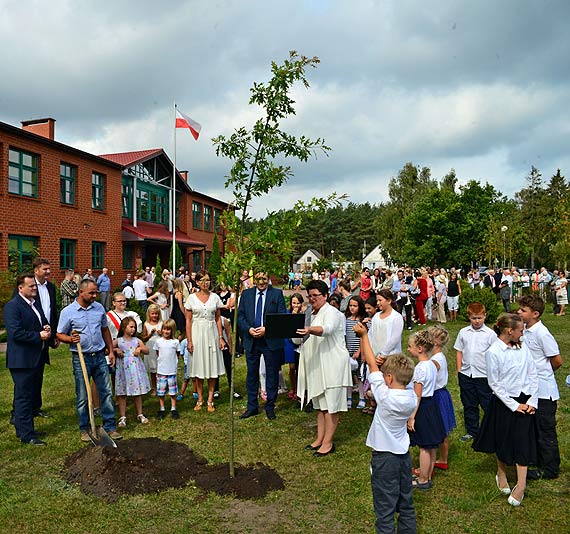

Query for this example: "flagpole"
[172,101,177,273]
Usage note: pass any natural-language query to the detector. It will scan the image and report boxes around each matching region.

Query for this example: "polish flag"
[175,109,202,140]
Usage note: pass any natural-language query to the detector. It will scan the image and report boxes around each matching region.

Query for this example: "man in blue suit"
[4,273,52,445]
[238,271,287,420]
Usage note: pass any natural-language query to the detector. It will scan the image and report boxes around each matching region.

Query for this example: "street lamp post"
[331,249,335,265]
[501,226,508,269]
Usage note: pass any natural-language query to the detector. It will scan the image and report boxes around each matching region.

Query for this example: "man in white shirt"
[518,295,563,480]
[133,272,150,312]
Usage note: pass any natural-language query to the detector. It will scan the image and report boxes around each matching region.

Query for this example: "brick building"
[0,118,228,285]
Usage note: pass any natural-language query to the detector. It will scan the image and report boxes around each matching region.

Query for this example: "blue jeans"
[71,351,116,432]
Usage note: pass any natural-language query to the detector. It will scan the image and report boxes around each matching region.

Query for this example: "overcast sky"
[1,0,568,217]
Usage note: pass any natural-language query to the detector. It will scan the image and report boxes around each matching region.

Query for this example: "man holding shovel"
[57,280,122,443]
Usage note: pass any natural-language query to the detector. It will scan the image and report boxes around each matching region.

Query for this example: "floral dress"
[115,337,151,396]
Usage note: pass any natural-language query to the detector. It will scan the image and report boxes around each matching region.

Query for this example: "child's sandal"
[194,401,203,411]
[118,416,127,427]
[207,402,215,413]
[137,414,149,424]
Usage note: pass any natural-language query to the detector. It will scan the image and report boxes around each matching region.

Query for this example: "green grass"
[0,312,569,533]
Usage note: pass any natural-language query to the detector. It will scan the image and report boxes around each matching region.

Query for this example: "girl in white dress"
[184,270,226,412]
[147,281,171,322]
[142,304,162,396]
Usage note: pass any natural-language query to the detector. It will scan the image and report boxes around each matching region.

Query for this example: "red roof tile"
[122,221,205,247]
[99,149,163,167]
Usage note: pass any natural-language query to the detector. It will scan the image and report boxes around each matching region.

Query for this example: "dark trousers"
[403,303,413,329]
[245,340,283,412]
[32,358,46,415]
[215,348,235,392]
[536,398,560,478]
[458,373,493,437]
[10,367,40,441]
[371,451,416,534]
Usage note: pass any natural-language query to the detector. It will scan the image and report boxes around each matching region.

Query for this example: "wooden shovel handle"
[73,331,97,436]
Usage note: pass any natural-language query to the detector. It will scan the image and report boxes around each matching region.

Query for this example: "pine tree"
[209,233,222,287]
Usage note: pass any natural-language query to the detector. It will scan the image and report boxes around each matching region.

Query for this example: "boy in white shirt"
[454,302,497,442]
[355,323,418,534]
[154,319,180,420]
[517,295,563,480]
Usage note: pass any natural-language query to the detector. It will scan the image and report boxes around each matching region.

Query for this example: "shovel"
[73,331,117,448]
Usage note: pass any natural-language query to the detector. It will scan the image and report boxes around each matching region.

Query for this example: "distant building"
[295,248,322,272]
[362,244,391,270]
[0,117,229,283]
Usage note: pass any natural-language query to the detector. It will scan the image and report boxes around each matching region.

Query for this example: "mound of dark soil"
[63,437,284,502]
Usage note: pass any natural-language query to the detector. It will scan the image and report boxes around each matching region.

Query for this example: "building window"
[9,148,38,197]
[192,202,202,230]
[192,250,202,272]
[136,183,169,225]
[204,251,211,269]
[60,163,76,205]
[60,239,76,269]
[92,241,105,269]
[307,256,312,263]
[122,176,133,218]
[123,244,134,269]
[214,208,222,232]
[8,235,38,271]
[92,172,105,210]
[204,205,213,232]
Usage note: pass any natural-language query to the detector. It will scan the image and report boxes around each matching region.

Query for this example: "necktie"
[255,291,264,327]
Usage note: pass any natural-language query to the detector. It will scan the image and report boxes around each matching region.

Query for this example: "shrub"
[458,285,502,323]
[0,271,16,328]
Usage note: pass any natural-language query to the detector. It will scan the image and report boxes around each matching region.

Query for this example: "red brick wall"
[0,127,124,286]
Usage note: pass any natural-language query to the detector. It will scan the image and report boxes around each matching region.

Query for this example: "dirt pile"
[63,437,284,502]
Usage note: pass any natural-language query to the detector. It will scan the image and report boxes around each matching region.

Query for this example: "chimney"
[180,170,188,181]
[21,118,56,140]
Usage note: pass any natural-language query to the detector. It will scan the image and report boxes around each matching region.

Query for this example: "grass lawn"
[0,312,569,533]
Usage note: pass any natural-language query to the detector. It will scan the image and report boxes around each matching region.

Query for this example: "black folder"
[264,313,305,339]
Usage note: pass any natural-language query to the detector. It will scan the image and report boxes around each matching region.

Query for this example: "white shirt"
[35,278,51,320]
[366,371,417,453]
[123,285,134,299]
[412,360,437,397]
[454,324,497,378]
[368,311,403,356]
[133,279,149,300]
[154,337,180,375]
[486,338,538,411]
[431,351,449,390]
[523,321,560,401]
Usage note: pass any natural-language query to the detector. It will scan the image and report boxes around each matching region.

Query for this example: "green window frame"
[122,176,133,218]
[204,205,213,232]
[8,235,38,272]
[9,148,38,197]
[60,239,76,269]
[214,208,222,232]
[60,162,76,205]
[92,172,105,210]
[192,201,202,230]
[204,251,211,269]
[192,250,202,272]
[92,241,105,269]
[123,244,134,269]
[136,183,169,225]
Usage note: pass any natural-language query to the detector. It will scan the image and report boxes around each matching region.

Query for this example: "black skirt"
[408,395,446,449]
[472,393,537,466]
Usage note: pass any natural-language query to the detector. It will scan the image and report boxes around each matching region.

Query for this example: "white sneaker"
[357,399,366,409]
[347,399,353,409]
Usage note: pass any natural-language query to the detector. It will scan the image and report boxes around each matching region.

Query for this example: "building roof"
[0,120,123,169]
[122,221,206,247]
[296,248,322,262]
[99,149,163,167]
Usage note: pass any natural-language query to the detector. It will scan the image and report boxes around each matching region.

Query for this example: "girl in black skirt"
[407,330,446,490]
[472,313,539,506]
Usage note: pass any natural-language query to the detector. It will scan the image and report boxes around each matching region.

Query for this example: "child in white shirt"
[154,319,180,420]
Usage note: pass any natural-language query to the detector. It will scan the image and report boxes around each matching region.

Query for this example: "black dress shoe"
[266,410,276,420]
[304,444,320,451]
[21,438,46,446]
[34,431,47,437]
[239,409,259,419]
[9,416,15,426]
[34,411,50,418]
[313,444,336,457]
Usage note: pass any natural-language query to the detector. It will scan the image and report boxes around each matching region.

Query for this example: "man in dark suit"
[238,271,287,420]
[30,258,59,418]
[4,273,52,445]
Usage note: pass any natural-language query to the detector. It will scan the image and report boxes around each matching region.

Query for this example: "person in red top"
[360,268,373,301]
[415,269,429,325]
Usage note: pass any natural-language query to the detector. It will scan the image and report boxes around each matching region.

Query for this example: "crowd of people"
[3,258,566,531]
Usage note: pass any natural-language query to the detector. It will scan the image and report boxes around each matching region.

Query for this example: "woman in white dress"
[185,270,226,412]
[367,288,404,359]
[297,280,352,457]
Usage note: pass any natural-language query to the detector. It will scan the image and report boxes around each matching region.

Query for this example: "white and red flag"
[175,108,202,140]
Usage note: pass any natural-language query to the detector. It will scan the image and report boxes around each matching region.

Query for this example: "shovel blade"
[87,427,117,448]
